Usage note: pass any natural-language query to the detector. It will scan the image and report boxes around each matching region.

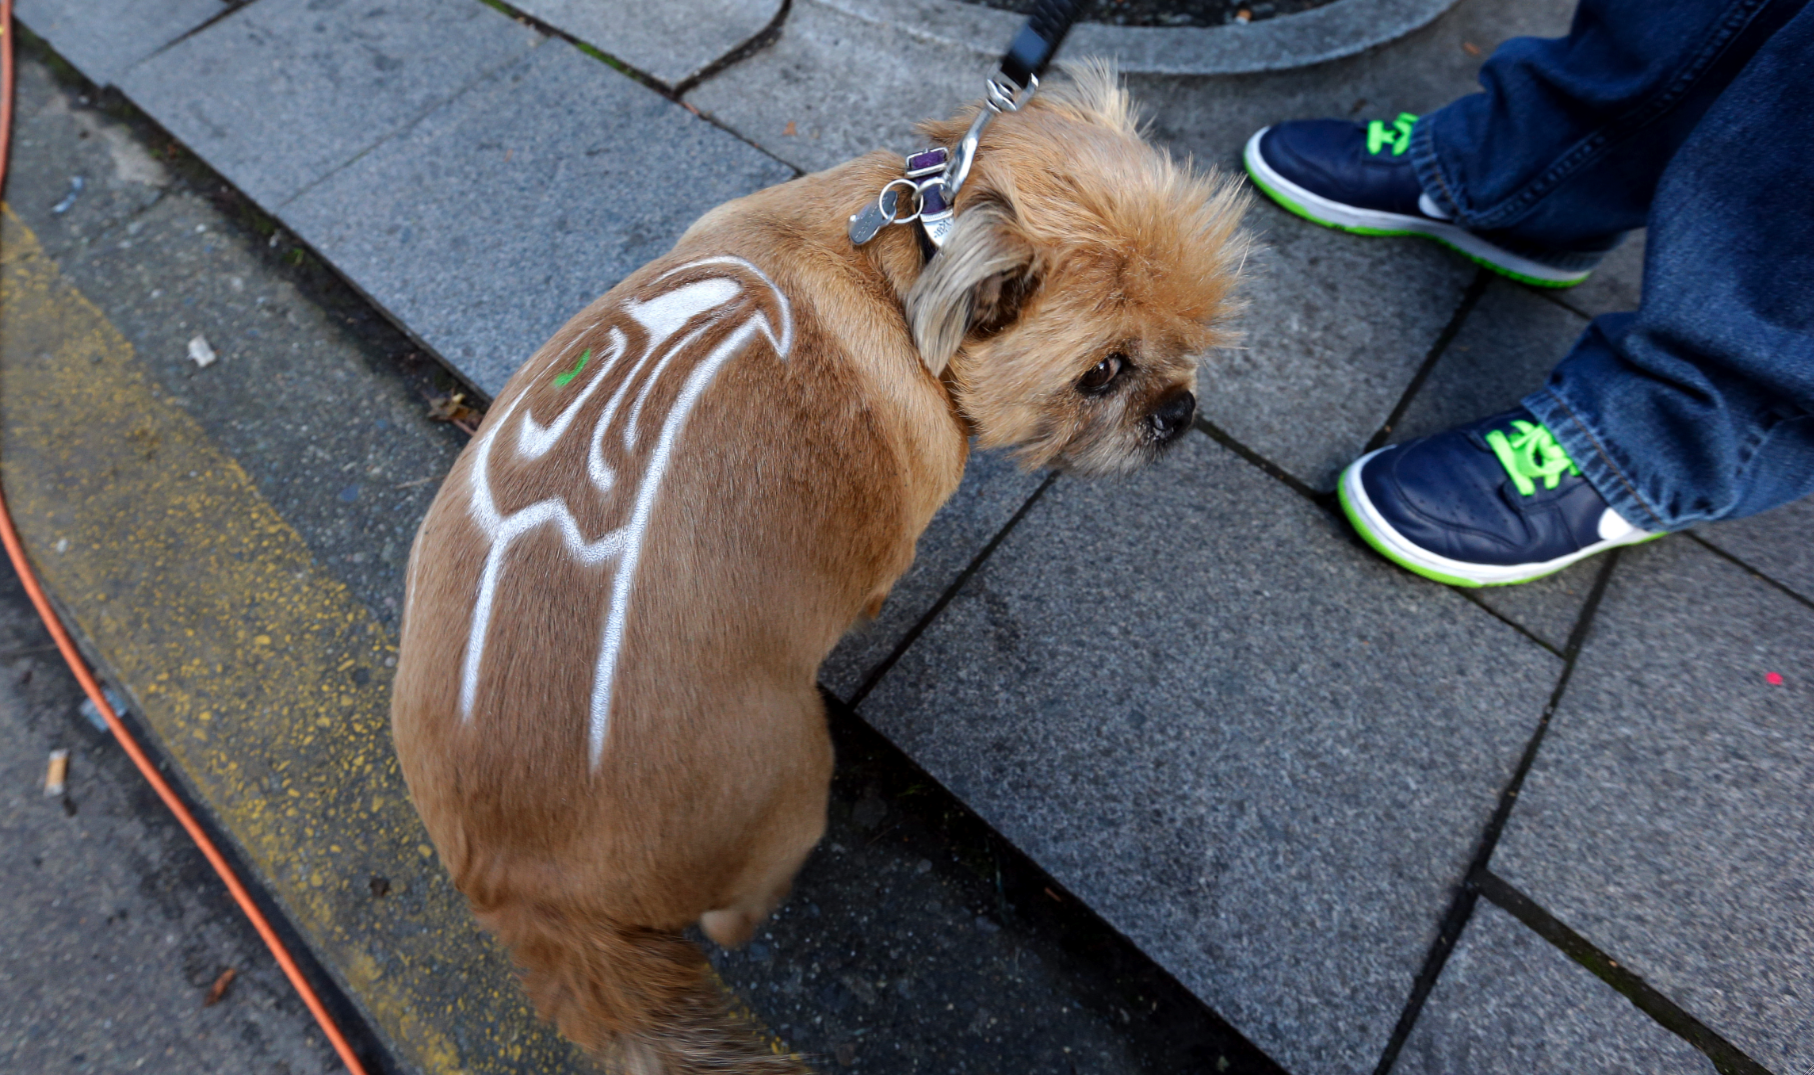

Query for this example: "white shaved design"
[461,257,792,767]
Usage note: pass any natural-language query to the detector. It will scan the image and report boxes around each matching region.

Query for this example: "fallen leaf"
[203,967,237,1007]
[783,120,798,136]
[426,392,481,428]
[1462,40,1482,56]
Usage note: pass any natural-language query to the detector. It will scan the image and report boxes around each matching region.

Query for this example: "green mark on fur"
[554,349,590,387]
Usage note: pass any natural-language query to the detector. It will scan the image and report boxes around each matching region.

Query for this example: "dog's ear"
[906,203,1038,376]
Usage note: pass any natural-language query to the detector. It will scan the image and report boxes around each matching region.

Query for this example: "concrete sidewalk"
[9,0,1814,1072]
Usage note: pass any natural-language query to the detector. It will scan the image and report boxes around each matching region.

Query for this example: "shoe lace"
[1366,113,1418,157]
[1485,419,1580,496]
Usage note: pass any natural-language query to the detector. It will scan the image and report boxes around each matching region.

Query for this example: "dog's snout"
[1151,390,1196,440]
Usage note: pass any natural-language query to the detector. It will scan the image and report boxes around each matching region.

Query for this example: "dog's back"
[393,204,961,1070]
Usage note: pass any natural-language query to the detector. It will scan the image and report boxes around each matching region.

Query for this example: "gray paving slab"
[821,447,1047,700]
[686,0,995,175]
[1390,277,1583,445]
[283,38,794,397]
[1697,494,1814,606]
[1492,537,1814,1073]
[1388,275,1601,649]
[1206,197,1474,491]
[120,0,541,210]
[15,0,225,88]
[1550,230,1645,321]
[509,0,783,88]
[860,431,1563,1075]
[1396,901,1714,1075]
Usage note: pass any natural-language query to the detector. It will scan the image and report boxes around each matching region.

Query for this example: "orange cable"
[0,5,370,1072]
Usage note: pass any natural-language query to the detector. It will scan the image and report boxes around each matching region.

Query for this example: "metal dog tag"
[848,188,899,246]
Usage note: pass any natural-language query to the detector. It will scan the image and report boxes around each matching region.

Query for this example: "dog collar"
[847,0,1084,254]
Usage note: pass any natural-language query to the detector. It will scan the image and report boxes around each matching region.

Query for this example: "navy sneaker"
[1339,408,1659,586]
[1243,115,1594,288]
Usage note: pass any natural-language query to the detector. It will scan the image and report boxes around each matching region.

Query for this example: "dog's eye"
[1078,353,1127,393]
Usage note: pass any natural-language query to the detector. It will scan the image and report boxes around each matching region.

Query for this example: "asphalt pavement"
[0,559,347,1074]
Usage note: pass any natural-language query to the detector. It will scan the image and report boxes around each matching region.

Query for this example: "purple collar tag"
[904,147,949,178]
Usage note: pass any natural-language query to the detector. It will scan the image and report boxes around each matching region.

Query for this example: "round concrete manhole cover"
[963,0,1337,29]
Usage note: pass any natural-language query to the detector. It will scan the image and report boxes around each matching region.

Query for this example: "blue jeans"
[1409,0,1814,530]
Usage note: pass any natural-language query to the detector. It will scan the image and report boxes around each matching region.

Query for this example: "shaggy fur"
[391,64,1249,1074]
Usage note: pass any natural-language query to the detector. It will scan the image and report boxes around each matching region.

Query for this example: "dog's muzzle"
[1150,390,1197,442]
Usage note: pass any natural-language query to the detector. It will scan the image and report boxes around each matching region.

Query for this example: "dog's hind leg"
[700,789,826,949]
[700,705,831,950]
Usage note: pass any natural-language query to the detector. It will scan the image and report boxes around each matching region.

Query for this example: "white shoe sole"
[1242,127,1594,289]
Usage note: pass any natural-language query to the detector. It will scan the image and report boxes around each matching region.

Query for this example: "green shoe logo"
[1367,113,1418,157]
[1486,419,1580,496]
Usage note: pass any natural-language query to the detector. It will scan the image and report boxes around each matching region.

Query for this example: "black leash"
[849,0,1090,254]
[1003,0,1092,100]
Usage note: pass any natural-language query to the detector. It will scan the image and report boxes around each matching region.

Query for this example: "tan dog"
[391,66,1248,1073]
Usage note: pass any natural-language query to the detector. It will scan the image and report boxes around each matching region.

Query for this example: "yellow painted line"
[0,206,590,1074]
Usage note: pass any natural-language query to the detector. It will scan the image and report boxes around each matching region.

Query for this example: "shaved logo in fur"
[462,257,793,765]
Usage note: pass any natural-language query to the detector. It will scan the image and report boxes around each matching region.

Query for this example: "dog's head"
[905,63,1250,476]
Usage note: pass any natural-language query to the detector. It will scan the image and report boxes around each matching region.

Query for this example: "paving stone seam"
[1362,268,1490,456]
[113,0,256,85]
[667,0,795,97]
[1372,550,1621,1075]
[472,0,804,181]
[845,470,1061,707]
[1474,871,1774,1075]
[1530,282,1599,325]
[1686,532,1814,613]
[1192,414,1321,502]
[1454,590,1562,657]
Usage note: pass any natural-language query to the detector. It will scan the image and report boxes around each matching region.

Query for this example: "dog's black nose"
[1151,390,1196,441]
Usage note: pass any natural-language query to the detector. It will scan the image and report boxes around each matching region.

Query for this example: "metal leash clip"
[847,0,1085,252]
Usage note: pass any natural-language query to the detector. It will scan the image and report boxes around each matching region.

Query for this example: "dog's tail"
[480,899,810,1074]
